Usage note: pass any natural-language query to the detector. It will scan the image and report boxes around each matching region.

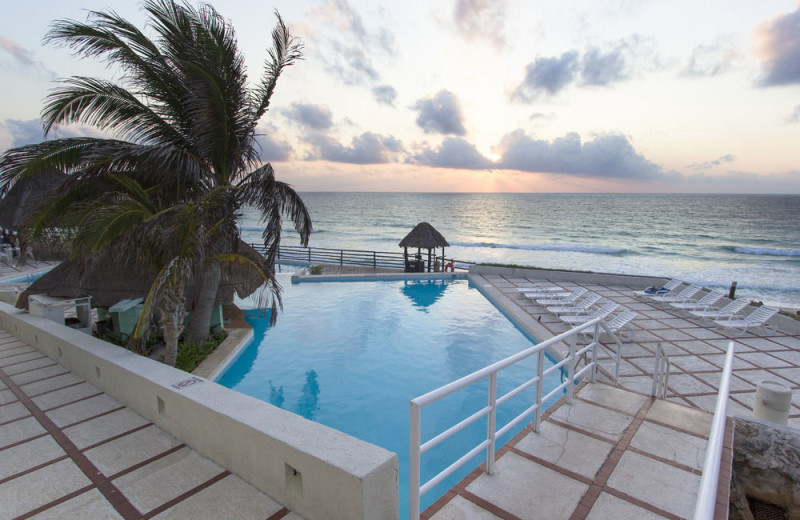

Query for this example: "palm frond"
[254,11,303,120]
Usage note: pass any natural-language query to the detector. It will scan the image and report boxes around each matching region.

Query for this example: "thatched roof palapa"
[0,169,66,230]
[398,222,449,249]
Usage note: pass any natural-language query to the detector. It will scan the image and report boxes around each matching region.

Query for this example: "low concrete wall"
[469,264,667,288]
[0,302,398,520]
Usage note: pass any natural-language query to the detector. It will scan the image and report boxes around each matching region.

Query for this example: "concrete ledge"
[469,264,667,287]
[292,269,466,283]
[0,302,398,520]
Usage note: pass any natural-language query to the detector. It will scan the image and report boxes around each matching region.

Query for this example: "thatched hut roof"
[17,241,273,310]
[0,169,66,229]
[398,222,449,249]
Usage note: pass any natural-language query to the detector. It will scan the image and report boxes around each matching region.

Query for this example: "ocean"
[238,193,800,309]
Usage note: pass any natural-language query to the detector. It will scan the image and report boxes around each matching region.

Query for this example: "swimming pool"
[0,271,47,283]
[218,276,564,516]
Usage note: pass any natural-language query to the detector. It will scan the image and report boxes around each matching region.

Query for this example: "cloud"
[682,39,740,77]
[411,90,467,136]
[255,133,294,162]
[496,130,665,179]
[282,103,333,130]
[372,85,397,106]
[305,131,403,164]
[512,52,579,100]
[686,154,735,170]
[755,7,800,86]
[3,119,46,147]
[580,46,629,86]
[453,0,509,48]
[0,35,56,78]
[409,137,492,169]
[789,105,800,123]
[308,0,396,86]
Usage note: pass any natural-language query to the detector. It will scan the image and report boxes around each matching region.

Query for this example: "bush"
[309,265,323,275]
[175,329,228,372]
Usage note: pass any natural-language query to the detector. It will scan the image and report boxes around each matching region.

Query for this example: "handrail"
[693,341,735,520]
[409,317,623,520]
[651,342,671,399]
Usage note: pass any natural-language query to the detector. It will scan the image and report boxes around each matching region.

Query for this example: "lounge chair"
[535,287,589,306]
[561,302,619,325]
[649,285,702,305]
[547,293,602,315]
[689,299,750,323]
[581,310,638,342]
[714,307,779,336]
[633,279,682,298]
[669,290,725,313]
[516,285,563,292]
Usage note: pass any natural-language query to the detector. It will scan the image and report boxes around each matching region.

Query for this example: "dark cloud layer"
[757,7,800,86]
[306,131,403,164]
[497,131,664,179]
[372,85,398,106]
[255,133,294,162]
[686,154,735,170]
[453,0,508,48]
[512,52,579,100]
[282,103,334,130]
[410,138,492,169]
[412,90,467,136]
[581,47,629,86]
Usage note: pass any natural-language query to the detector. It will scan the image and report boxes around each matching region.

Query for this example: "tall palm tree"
[0,0,311,339]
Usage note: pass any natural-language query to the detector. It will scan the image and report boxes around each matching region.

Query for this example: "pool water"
[218,276,564,516]
[0,271,47,283]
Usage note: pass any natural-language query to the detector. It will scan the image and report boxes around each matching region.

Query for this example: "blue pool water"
[0,271,46,283]
[218,276,564,516]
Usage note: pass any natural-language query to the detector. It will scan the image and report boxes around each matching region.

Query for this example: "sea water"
[239,193,800,308]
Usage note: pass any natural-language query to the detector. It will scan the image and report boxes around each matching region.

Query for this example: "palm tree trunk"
[185,262,220,341]
[159,289,186,367]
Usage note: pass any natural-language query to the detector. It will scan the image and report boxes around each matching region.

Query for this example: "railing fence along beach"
[408,317,623,520]
[249,243,472,271]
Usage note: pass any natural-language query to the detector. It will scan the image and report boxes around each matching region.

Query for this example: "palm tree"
[0,0,311,340]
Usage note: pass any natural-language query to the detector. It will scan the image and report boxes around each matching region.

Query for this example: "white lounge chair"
[581,310,638,342]
[714,307,779,336]
[634,279,682,298]
[516,285,563,292]
[689,299,750,323]
[536,288,589,306]
[561,302,619,325]
[547,293,602,315]
[523,290,570,299]
[649,285,702,305]
[669,290,725,313]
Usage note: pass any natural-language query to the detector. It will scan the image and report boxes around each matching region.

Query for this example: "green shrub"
[175,329,228,372]
[309,265,323,275]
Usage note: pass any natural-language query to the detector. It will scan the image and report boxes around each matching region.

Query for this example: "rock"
[732,417,800,519]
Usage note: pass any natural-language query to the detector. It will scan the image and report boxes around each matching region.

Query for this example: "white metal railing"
[651,342,671,399]
[693,341,735,520]
[408,317,622,520]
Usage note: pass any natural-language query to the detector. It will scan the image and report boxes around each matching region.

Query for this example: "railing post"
[308,247,311,263]
[340,250,343,265]
[373,251,376,268]
[409,401,421,520]
[567,334,576,404]
[651,343,662,397]
[591,322,600,382]
[486,373,497,475]
[534,350,544,432]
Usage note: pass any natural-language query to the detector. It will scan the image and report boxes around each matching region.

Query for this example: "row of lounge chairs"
[636,279,780,336]
[518,285,638,341]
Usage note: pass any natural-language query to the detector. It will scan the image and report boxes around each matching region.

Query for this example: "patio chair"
[561,302,619,325]
[714,307,779,336]
[649,285,702,305]
[535,287,589,306]
[633,279,682,298]
[516,285,563,292]
[580,310,638,342]
[689,299,750,323]
[669,290,725,313]
[547,293,602,315]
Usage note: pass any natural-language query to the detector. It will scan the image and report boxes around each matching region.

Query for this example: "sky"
[1,0,799,193]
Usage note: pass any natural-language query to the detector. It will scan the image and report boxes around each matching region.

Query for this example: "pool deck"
[1,263,799,519]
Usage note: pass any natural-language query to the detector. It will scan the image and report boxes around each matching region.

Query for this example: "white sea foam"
[733,246,800,257]
[449,241,625,255]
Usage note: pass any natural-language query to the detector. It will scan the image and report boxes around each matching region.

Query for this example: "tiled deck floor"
[423,274,799,520]
[0,329,301,520]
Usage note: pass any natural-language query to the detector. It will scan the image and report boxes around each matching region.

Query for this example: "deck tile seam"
[139,470,230,520]
[0,355,48,369]
[57,405,127,429]
[14,370,71,387]
[265,507,291,520]
[644,417,710,440]
[0,432,50,452]
[624,445,703,476]
[508,446,594,485]
[81,422,155,453]
[0,413,33,428]
[0,363,141,520]
[567,396,654,520]
[460,489,523,520]
[543,417,618,446]
[106,443,187,481]
[574,395,641,418]
[5,361,61,377]
[41,391,105,413]
[9,484,96,520]
[601,485,683,520]
[27,380,87,398]
[0,454,70,486]
[0,348,37,360]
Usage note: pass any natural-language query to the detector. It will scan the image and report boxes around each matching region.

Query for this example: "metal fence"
[408,317,623,520]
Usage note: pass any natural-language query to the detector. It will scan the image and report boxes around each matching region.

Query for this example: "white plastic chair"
[714,307,779,336]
